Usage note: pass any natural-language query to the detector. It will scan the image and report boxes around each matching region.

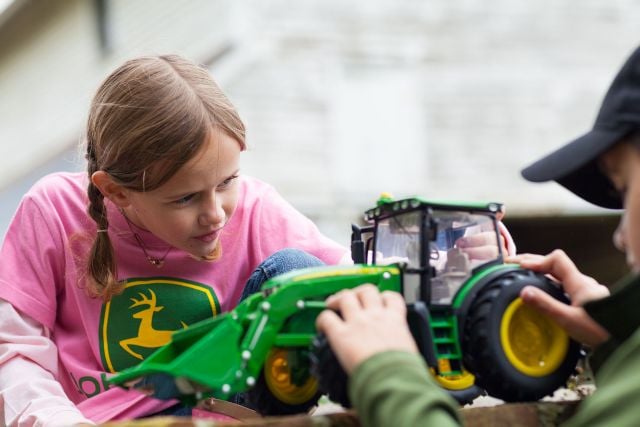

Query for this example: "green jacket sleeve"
[562,327,640,427]
[583,273,640,374]
[349,351,462,427]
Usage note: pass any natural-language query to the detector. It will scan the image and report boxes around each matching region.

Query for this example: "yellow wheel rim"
[500,297,569,377]
[263,348,318,405]
[431,368,476,390]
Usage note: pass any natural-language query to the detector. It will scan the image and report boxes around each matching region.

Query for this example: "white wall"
[2,0,640,243]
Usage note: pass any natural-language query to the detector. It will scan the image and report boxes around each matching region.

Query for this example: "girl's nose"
[199,194,225,226]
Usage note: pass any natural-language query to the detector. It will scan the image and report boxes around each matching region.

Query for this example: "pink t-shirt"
[0,172,346,422]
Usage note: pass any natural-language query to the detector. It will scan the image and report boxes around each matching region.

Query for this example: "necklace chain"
[122,213,172,268]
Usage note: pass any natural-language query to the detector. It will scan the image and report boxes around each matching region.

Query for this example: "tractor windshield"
[373,210,423,304]
[372,208,500,304]
[374,210,422,268]
[430,210,500,304]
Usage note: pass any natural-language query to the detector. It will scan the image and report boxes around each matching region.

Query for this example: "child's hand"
[507,250,610,348]
[315,284,418,374]
[508,250,610,304]
[455,220,514,261]
[455,231,502,260]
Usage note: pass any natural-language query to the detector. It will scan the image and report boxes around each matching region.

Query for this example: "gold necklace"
[122,213,172,268]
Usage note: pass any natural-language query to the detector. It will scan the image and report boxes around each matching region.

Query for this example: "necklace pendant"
[124,214,172,269]
[148,258,164,268]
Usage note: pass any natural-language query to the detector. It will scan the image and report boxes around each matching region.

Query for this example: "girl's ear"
[91,171,132,208]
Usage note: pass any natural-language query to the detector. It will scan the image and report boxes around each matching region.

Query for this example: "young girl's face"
[600,141,640,272]
[123,129,242,259]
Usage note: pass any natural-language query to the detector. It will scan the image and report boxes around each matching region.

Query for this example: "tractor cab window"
[430,211,500,304]
[374,210,422,268]
[374,211,423,303]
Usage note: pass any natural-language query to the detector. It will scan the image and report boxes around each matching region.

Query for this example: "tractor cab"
[353,194,505,306]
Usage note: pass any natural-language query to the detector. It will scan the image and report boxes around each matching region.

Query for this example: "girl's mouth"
[194,228,222,243]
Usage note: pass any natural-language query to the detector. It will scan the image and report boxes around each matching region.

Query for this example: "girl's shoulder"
[239,174,273,191]
[235,175,303,219]
[237,175,281,201]
[24,171,88,208]
[10,172,90,238]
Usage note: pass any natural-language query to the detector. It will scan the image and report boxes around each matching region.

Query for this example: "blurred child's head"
[522,46,640,271]
[85,54,246,298]
[598,134,640,269]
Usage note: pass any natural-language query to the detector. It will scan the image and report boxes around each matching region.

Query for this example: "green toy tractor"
[109,195,581,415]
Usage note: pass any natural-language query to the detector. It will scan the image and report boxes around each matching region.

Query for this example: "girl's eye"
[174,194,195,205]
[219,175,239,189]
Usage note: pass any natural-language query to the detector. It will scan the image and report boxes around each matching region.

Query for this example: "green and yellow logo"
[99,277,220,373]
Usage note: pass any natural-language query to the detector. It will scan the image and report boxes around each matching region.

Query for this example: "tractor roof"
[365,194,503,222]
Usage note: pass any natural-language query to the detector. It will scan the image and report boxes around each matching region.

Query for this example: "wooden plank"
[101,401,580,426]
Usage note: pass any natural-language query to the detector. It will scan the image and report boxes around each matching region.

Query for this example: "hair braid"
[86,156,122,299]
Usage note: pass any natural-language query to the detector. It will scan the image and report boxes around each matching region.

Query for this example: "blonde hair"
[85,54,246,300]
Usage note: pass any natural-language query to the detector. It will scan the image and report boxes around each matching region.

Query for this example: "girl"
[0,54,348,425]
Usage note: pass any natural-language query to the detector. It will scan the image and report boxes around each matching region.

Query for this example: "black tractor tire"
[310,334,351,408]
[432,374,484,406]
[463,269,581,402]
[245,348,321,416]
[311,332,482,406]
[449,387,484,406]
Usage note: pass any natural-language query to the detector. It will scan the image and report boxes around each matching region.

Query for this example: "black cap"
[521,46,640,209]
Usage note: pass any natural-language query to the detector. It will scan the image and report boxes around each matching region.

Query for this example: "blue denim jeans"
[240,248,324,301]
[148,248,325,416]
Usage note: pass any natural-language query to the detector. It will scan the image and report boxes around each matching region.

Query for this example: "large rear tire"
[246,347,321,415]
[463,269,581,402]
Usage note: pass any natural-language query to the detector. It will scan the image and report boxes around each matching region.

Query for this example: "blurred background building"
[1,0,637,283]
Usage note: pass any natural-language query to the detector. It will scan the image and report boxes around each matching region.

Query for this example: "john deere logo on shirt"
[99,277,220,373]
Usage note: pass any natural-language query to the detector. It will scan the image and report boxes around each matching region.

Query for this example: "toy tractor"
[109,195,581,415]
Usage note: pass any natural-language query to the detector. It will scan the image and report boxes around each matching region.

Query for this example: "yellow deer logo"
[119,289,187,360]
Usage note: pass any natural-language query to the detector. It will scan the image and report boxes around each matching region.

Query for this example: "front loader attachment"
[111,311,246,403]
[108,265,403,407]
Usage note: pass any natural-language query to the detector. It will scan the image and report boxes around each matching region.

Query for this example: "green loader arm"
[108,264,402,404]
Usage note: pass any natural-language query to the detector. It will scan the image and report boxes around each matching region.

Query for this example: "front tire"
[310,334,351,408]
[463,269,580,402]
[311,335,483,407]
[246,347,321,415]
[431,370,483,405]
